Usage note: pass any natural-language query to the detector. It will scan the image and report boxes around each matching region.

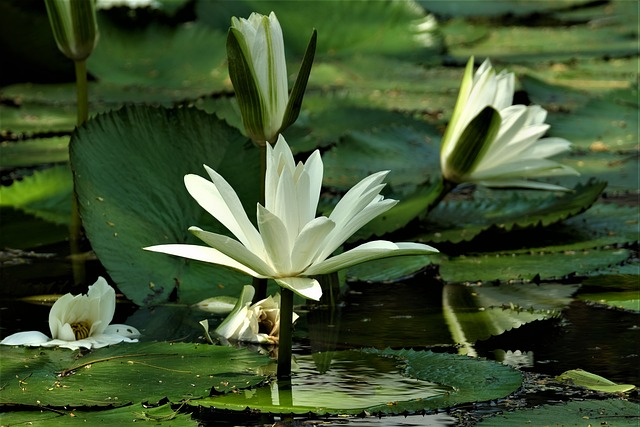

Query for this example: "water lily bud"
[45,0,99,61]
[440,57,578,191]
[227,11,316,145]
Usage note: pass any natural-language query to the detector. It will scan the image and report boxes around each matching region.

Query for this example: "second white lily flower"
[440,57,579,191]
[145,135,438,301]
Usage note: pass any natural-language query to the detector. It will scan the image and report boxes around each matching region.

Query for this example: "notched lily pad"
[421,179,606,244]
[0,342,268,408]
[192,348,522,415]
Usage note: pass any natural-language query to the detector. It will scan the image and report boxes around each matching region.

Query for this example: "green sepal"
[278,29,317,139]
[44,0,98,61]
[226,27,266,143]
[447,106,501,182]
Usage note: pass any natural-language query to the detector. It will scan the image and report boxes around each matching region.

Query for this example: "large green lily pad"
[0,342,268,407]
[193,348,522,415]
[70,105,260,305]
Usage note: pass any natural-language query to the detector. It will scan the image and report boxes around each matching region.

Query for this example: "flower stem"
[70,59,89,286]
[277,287,294,379]
[75,60,89,125]
[424,177,457,215]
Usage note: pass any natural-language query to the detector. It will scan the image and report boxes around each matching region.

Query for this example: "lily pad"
[193,348,522,415]
[420,179,606,244]
[478,398,640,426]
[196,0,441,61]
[0,136,70,168]
[0,164,72,225]
[0,402,197,426]
[557,369,636,393]
[70,105,260,305]
[89,16,229,94]
[0,342,268,407]
[436,248,630,284]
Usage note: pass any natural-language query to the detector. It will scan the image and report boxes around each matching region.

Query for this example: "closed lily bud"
[441,57,578,191]
[45,0,99,61]
[227,11,316,145]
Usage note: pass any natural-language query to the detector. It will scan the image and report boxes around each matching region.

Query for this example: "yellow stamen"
[70,321,91,340]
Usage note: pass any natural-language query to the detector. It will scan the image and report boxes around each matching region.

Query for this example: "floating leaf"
[436,248,630,284]
[0,164,72,225]
[89,17,229,94]
[197,0,441,60]
[0,342,268,407]
[70,105,261,305]
[347,255,433,283]
[193,348,522,415]
[0,136,69,168]
[557,369,636,393]
[479,398,640,427]
[421,179,606,244]
[323,125,441,191]
[0,403,197,426]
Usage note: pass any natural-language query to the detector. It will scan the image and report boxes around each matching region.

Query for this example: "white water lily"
[212,285,296,345]
[440,57,579,191]
[145,135,438,301]
[0,277,140,350]
[228,11,316,144]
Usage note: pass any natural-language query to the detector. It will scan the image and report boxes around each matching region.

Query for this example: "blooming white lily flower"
[228,11,316,144]
[0,277,140,350]
[440,57,579,191]
[212,285,297,345]
[145,135,438,301]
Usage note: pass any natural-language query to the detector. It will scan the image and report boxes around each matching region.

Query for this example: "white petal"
[215,285,255,339]
[185,169,264,255]
[0,331,51,346]
[290,216,335,272]
[257,205,292,274]
[275,277,323,301]
[318,198,397,262]
[189,227,275,276]
[305,241,438,276]
[48,293,74,339]
[144,243,269,278]
[298,150,323,226]
[329,171,389,226]
[104,324,141,338]
[474,178,573,191]
[88,277,116,336]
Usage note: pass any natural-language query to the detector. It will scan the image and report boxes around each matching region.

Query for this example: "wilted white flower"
[1,277,139,350]
[440,57,578,191]
[210,285,296,345]
[145,135,438,301]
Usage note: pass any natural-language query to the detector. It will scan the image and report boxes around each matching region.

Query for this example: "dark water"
[0,264,637,426]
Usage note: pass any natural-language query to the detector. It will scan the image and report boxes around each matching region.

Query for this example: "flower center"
[70,321,92,340]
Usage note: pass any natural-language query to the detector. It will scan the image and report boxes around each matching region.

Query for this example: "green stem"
[424,177,458,215]
[277,288,294,380]
[70,59,89,286]
[74,60,89,125]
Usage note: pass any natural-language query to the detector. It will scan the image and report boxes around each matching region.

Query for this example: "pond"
[1,0,638,425]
